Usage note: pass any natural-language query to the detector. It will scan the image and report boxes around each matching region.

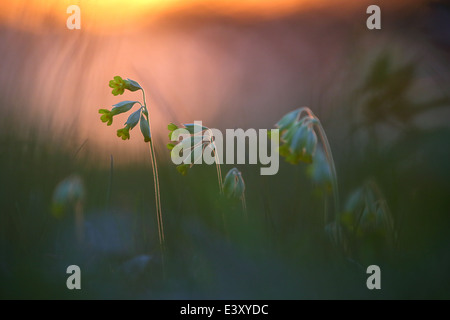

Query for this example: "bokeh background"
[0,0,449,299]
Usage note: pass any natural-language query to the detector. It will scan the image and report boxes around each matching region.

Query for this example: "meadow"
[0,0,449,299]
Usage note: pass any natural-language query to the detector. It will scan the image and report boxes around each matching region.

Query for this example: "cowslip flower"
[109,76,127,96]
[109,76,143,96]
[99,101,139,127]
[117,126,131,140]
[98,109,113,126]
[279,119,317,164]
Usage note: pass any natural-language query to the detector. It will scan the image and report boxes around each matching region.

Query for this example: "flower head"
[176,164,190,176]
[117,126,131,140]
[279,119,317,164]
[109,76,143,96]
[109,76,127,96]
[98,109,113,126]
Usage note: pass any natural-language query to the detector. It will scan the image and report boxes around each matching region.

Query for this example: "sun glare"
[0,0,357,34]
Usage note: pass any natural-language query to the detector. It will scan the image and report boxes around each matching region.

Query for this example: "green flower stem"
[141,89,165,247]
[300,108,340,224]
[206,128,224,195]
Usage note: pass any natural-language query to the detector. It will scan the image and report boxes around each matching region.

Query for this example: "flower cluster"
[340,181,393,240]
[98,76,151,142]
[167,122,211,176]
[276,109,318,164]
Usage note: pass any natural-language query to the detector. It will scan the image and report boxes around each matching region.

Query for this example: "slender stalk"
[141,89,165,247]
[241,194,247,218]
[298,108,340,223]
[314,122,340,220]
[206,128,224,195]
[105,154,113,208]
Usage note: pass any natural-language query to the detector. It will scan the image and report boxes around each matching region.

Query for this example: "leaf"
[168,123,178,131]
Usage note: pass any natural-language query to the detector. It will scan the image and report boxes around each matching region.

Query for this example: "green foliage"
[51,175,85,219]
[340,181,395,263]
[357,53,449,127]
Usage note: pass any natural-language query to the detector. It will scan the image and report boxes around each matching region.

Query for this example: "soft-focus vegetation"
[1,1,450,299]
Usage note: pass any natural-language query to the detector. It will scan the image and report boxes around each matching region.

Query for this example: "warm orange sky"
[0,0,426,34]
[0,0,438,165]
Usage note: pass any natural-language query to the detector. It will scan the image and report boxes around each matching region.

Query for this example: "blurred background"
[0,0,449,299]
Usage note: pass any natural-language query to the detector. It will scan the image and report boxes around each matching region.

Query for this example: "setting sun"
[0,0,368,33]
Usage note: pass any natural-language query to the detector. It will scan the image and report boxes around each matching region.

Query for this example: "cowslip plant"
[98,77,164,248]
[51,174,85,243]
[275,107,339,226]
[340,180,395,261]
[167,122,224,195]
[223,167,247,214]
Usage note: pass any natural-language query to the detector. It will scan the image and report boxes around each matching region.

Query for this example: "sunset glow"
[0,0,373,33]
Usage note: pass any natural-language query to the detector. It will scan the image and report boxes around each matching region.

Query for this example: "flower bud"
[276,109,301,132]
[51,175,85,219]
[125,109,141,130]
[223,168,245,200]
[111,101,139,116]
[139,115,151,142]
[124,78,142,92]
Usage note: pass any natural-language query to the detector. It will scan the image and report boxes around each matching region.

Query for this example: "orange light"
[0,0,365,34]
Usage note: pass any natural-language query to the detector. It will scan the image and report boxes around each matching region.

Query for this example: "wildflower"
[176,164,190,176]
[280,120,317,164]
[117,126,131,140]
[109,76,127,96]
[51,175,85,219]
[109,76,143,96]
[98,101,139,127]
[98,109,113,126]
[223,168,245,200]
